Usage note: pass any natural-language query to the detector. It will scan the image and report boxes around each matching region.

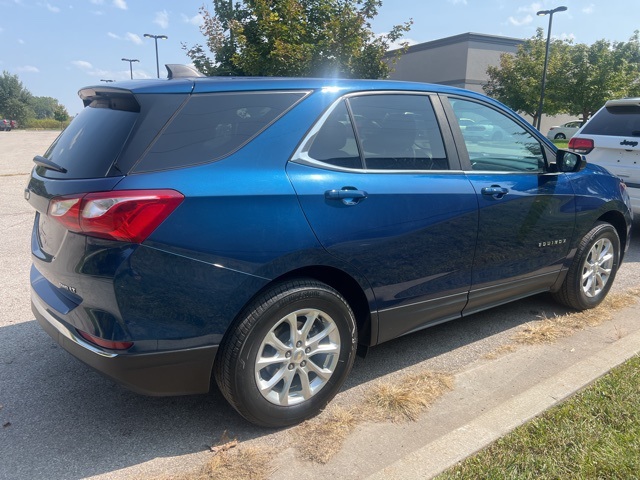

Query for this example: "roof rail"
[165,64,206,79]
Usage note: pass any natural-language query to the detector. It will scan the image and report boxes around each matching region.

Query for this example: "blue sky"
[1,0,638,116]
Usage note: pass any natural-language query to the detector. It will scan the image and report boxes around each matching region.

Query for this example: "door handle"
[325,187,368,206]
[481,186,509,199]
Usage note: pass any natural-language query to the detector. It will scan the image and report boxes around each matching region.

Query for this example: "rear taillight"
[77,329,134,350]
[568,137,594,154]
[48,189,184,243]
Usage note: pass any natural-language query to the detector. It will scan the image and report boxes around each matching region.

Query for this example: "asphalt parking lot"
[1,131,639,480]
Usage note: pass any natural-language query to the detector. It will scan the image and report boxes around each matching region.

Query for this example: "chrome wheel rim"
[255,308,341,406]
[581,238,614,298]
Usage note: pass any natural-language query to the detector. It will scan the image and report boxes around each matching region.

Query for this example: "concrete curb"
[367,323,640,480]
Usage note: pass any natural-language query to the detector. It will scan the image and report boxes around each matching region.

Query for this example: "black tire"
[214,279,357,427]
[552,222,620,310]
[554,133,566,139]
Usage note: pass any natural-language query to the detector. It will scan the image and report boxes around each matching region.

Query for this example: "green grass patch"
[552,139,569,149]
[438,355,640,479]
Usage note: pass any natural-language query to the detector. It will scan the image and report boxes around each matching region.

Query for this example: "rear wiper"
[33,155,67,174]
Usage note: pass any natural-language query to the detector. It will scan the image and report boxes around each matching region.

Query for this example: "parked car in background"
[0,119,16,131]
[569,98,640,215]
[25,67,633,427]
[546,120,583,140]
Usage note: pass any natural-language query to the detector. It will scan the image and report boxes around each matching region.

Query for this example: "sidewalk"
[369,303,640,479]
[270,301,640,480]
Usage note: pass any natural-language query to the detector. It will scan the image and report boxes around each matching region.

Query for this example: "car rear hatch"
[25,85,190,343]
[574,99,640,189]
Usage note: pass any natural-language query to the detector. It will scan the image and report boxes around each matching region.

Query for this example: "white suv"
[570,98,640,215]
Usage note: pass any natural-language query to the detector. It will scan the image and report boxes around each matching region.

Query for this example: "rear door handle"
[481,186,509,199]
[325,187,368,206]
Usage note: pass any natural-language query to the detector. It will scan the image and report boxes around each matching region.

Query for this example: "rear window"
[582,105,640,137]
[132,91,308,173]
[38,102,138,179]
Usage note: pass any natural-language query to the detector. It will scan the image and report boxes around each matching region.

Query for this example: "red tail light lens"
[77,329,134,350]
[568,137,594,154]
[48,189,184,243]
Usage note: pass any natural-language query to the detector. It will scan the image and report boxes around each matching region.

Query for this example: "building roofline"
[387,32,524,56]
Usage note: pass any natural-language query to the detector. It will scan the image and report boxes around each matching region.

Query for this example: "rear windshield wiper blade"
[33,155,67,174]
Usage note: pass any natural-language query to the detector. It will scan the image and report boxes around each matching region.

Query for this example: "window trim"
[290,91,458,173]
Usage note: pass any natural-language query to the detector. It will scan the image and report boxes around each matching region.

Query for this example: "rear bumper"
[32,293,218,396]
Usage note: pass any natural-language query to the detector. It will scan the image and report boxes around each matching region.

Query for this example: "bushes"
[21,118,71,130]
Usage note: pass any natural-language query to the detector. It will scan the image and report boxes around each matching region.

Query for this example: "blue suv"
[26,66,633,427]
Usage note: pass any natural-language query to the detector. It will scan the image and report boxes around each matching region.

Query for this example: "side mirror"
[556,149,586,173]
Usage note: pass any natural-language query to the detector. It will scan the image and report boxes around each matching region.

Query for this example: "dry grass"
[364,371,454,423]
[514,289,640,346]
[165,447,273,480]
[293,406,358,464]
[291,370,454,463]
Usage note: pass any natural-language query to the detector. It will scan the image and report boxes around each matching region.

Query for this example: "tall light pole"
[121,58,139,80]
[535,6,567,130]
[143,33,168,78]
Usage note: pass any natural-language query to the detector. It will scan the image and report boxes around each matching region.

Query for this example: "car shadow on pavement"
[0,294,569,480]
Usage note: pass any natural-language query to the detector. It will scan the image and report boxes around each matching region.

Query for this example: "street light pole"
[121,58,139,80]
[143,33,168,78]
[535,6,567,130]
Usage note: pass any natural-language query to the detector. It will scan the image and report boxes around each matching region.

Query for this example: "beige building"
[387,32,574,133]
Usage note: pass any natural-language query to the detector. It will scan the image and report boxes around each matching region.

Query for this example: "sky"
[1,0,639,116]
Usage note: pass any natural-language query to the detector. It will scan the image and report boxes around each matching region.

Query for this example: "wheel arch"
[273,266,376,347]
[597,209,629,263]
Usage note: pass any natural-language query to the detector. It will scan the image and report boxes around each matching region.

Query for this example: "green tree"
[53,104,70,126]
[484,29,569,126]
[30,96,63,119]
[0,71,33,124]
[561,32,640,122]
[183,0,412,78]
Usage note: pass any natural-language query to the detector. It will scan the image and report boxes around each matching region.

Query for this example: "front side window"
[450,98,544,172]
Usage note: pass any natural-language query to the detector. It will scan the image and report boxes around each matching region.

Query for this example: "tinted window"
[450,98,544,172]
[303,101,361,169]
[133,91,307,172]
[582,105,640,137]
[39,102,138,179]
[348,94,448,170]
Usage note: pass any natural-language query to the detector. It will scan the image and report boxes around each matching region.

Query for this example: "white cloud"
[517,3,543,14]
[508,15,533,27]
[91,0,104,4]
[113,0,127,10]
[181,13,203,26]
[582,4,595,14]
[72,60,93,70]
[18,38,25,44]
[125,32,142,45]
[71,60,109,77]
[154,10,169,29]
[107,32,119,39]
[447,0,468,4]
[46,3,60,13]
[16,65,39,73]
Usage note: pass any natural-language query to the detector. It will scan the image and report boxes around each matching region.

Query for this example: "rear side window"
[348,94,448,170]
[582,105,640,137]
[297,93,448,171]
[133,91,308,172]
[38,100,138,179]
